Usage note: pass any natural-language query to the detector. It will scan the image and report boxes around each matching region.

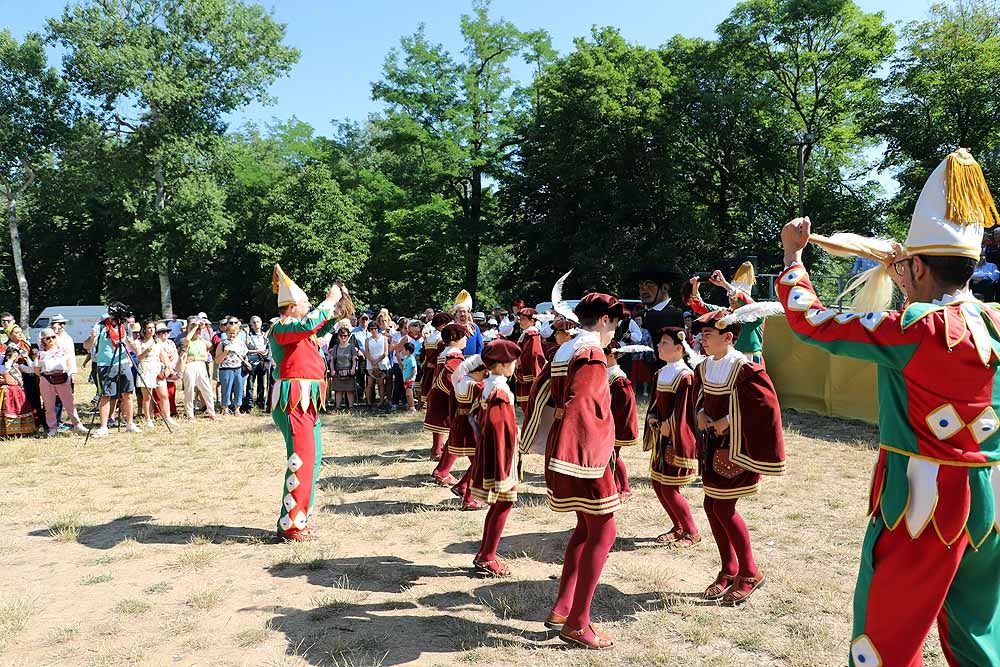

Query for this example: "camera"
[691,273,714,281]
[107,301,132,321]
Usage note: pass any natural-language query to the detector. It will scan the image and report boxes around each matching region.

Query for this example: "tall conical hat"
[272,264,308,307]
[453,289,473,312]
[906,148,999,259]
[731,261,756,296]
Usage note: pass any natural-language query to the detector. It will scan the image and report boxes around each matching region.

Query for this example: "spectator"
[181,320,217,420]
[400,341,418,413]
[353,314,371,402]
[851,256,879,275]
[328,325,358,409]
[167,314,183,338]
[985,229,1000,265]
[388,316,407,410]
[86,305,140,437]
[9,325,42,427]
[0,312,15,345]
[971,250,1000,301]
[135,321,176,429]
[243,316,269,411]
[0,346,36,436]
[157,324,180,417]
[215,316,249,416]
[47,314,76,430]
[364,321,389,408]
[35,328,87,436]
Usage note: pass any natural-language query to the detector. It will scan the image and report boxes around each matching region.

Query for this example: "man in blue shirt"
[971,250,1000,301]
[453,290,483,356]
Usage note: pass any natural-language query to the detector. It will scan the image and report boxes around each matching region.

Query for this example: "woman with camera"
[0,346,37,436]
[328,325,357,409]
[181,319,217,420]
[215,317,249,416]
[35,328,87,436]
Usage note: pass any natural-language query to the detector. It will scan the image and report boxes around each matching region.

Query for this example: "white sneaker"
[72,424,89,434]
[164,418,178,428]
[145,420,155,429]
[126,422,142,433]
[46,429,57,437]
[91,427,110,438]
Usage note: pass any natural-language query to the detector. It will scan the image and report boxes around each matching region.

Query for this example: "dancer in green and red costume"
[779,148,1000,666]
[686,263,773,365]
[269,265,354,542]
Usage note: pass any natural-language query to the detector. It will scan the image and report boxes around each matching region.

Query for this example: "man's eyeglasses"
[891,258,912,277]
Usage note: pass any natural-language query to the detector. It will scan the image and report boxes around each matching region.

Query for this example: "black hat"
[629,265,682,284]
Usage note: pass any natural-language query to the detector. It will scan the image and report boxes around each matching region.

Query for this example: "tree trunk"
[6,192,31,330]
[154,161,174,317]
[465,168,482,305]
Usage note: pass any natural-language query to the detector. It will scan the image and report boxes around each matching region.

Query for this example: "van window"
[32,317,50,329]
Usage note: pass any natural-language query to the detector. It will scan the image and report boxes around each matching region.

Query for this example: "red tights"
[652,482,698,536]
[703,497,758,578]
[476,501,512,562]
[430,433,446,459]
[552,512,617,638]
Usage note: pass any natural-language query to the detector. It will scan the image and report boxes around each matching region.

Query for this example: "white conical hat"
[453,289,472,312]
[272,264,308,307]
[906,148,999,260]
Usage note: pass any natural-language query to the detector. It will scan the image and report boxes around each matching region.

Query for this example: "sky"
[3,0,938,135]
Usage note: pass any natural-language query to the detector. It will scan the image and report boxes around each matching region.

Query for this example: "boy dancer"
[604,341,644,502]
[514,308,545,408]
[470,339,521,575]
[544,292,623,650]
[693,310,784,604]
[421,312,453,458]
[644,327,701,547]
[424,323,466,481]
[447,354,488,510]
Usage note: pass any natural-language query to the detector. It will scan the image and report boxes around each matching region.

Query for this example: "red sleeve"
[730,364,785,475]
[520,362,553,453]
[611,376,640,447]
[518,331,546,381]
[688,296,711,316]
[671,373,699,468]
[484,397,519,485]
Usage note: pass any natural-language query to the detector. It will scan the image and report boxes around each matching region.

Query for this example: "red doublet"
[544,332,620,515]
[471,376,520,504]
[644,361,699,485]
[423,349,463,434]
[515,327,545,406]
[520,362,554,456]
[694,349,785,499]
[447,376,483,457]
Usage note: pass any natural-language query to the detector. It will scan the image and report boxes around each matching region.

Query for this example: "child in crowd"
[693,310,784,605]
[470,339,521,576]
[644,327,701,547]
[401,342,418,413]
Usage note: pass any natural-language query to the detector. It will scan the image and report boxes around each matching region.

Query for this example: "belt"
[456,408,471,416]
[553,407,565,420]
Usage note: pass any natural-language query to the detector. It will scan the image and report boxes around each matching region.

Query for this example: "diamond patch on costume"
[805,308,837,326]
[859,312,889,331]
[278,515,292,531]
[780,270,804,286]
[288,453,303,472]
[969,407,1000,444]
[286,474,300,492]
[926,404,965,440]
[835,312,863,324]
[292,511,307,529]
[283,493,296,511]
[787,286,815,312]
[851,635,882,666]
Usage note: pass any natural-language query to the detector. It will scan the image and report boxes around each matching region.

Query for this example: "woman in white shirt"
[35,328,87,436]
[364,321,390,407]
[135,321,176,429]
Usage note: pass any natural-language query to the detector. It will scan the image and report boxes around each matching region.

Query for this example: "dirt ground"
[0,383,948,667]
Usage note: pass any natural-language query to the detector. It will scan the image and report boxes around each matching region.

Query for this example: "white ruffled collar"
[554,329,601,363]
[483,374,514,404]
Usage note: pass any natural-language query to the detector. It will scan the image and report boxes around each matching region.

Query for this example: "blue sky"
[4,0,936,135]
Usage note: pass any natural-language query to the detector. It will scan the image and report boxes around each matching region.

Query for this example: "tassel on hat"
[945,148,1000,228]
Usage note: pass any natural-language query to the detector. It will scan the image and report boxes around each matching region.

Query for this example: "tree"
[49,0,299,316]
[0,30,74,327]
[718,0,895,217]
[372,0,552,304]
[874,0,1000,233]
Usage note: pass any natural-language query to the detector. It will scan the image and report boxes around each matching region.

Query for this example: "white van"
[30,306,106,350]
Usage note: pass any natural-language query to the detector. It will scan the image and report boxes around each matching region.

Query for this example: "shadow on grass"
[317,472,432,492]
[265,554,469,593]
[444,527,656,564]
[321,499,452,516]
[28,515,274,549]
[781,409,879,448]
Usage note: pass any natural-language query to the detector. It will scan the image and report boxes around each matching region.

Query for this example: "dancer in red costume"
[644,326,701,547]
[513,308,545,408]
[470,339,522,576]
[692,310,784,604]
[426,323,467,485]
[542,292,623,650]
[445,354,488,510]
[603,342,645,503]
[422,312,454,460]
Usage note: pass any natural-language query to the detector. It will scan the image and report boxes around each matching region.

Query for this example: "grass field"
[0,383,948,666]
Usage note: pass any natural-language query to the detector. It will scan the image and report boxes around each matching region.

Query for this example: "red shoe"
[723,572,766,606]
[559,624,615,650]
[544,611,567,630]
[704,571,737,601]
[473,558,510,577]
[462,498,488,511]
[277,526,317,542]
[431,473,458,487]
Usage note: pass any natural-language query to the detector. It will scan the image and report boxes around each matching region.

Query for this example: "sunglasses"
[227,321,239,325]
[43,336,55,341]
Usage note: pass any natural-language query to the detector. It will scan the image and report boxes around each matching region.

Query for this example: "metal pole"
[798,144,806,217]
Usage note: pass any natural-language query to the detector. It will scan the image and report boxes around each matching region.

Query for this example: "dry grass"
[0,378,947,666]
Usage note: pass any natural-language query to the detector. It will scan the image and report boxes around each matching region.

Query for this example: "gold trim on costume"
[878,443,1000,467]
[703,483,759,499]
[547,457,607,479]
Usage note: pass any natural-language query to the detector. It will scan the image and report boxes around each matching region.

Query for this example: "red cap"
[442,323,468,343]
[482,339,520,365]
[551,317,577,332]
[574,293,625,322]
[512,299,525,309]
[656,326,687,345]
[517,307,537,319]
[430,312,453,328]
